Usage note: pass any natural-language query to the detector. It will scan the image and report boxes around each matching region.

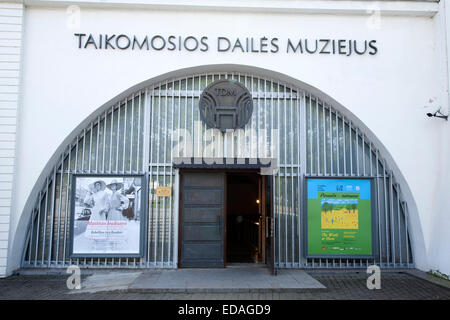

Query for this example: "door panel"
[183,208,222,223]
[183,225,222,241]
[184,189,222,205]
[180,172,225,268]
[183,243,223,260]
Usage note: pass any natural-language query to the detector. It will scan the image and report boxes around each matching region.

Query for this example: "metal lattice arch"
[18,65,421,270]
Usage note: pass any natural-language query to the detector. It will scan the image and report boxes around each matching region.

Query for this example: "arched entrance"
[19,67,418,270]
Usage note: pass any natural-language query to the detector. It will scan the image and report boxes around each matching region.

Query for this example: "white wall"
[427,0,450,277]
[0,2,23,278]
[5,1,450,275]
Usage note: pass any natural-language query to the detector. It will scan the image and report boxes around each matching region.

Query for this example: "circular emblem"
[199,79,253,132]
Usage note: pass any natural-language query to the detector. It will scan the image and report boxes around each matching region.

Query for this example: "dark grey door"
[180,172,225,267]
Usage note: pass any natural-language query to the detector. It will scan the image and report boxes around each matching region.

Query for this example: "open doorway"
[226,171,263,265]
[179,169,274,272]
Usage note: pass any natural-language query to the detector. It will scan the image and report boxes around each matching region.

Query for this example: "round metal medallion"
[199,79,253,132]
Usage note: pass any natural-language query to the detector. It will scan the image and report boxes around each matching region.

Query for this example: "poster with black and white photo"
[70,175,145,257]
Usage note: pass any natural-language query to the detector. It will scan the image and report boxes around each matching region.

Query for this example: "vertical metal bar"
[149,88,155,166]
[362,134,366,176]
[254,76,258,158]
[34,192,41,266]
[284,84,288,266]
[329,107,333,176]
[109,106,114,173]
[201,75,206,160]
[250,75,255,159]
[89,122,93,172]
[277,81,281,266]
[130,94,135,172]
[143,88,150,171]
[342,116,346,176]
[41,178,49,265]
[74,135,79,173]
[81,129,86,172]
[63,144,71,265]
[102,111,107,172]
[148,124,157,261]
[116,103,121,173]
[396,184,402,266]
[316,98,319,175]
[299,93,305,266]
[96,116,100,172]
[322,103,326,175]
[383,160,390,266]
[142,88,151,265]
[172,169,180,268]
[336,111,340,176]
[290,87,295,265]
[82,129,87,266]
[191,76,194,161]
[168,81,175,265]
[184,78,188,158]
[155,86,162,263]
[177,80,182,158]
[369,142,373,177]
[376,150,382,266]
[123,98,128,173]
[136,93,142,173]
[264,77,268,159]
[27,209,35,264]
[389,171,395,266]
[162,168,167,266]
[55,154,64,264]
[72,139,78,266]
[162,82,169,265]
[308,95,312,175]
[203,75,208,159]
[148,130,154,264]
[349,122,353,176]
[47,166,57,266]
[197,76,201,160]
[403,201,410,266]
[356,128,359,176]
[244,74,249,159]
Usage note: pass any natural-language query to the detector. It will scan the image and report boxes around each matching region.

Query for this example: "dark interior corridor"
[226,172,261,264]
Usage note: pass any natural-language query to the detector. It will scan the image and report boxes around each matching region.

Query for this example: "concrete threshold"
[63,267,326,294]
[126,268,326,294]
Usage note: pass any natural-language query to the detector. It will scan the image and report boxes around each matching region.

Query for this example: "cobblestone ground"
[0,271,449,300]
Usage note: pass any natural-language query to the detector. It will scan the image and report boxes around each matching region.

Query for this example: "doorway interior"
[226,171,265,266]
[179,169,272,270]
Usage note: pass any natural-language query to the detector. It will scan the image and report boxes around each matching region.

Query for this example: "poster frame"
[69,173,148,259]
[304,176,377,259]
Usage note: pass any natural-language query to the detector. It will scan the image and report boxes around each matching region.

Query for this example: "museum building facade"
[0,0,449,277]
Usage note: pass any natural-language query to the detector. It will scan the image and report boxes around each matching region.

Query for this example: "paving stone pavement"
[0,270,449,300]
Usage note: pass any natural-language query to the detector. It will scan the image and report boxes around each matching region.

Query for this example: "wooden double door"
[179,171,275,274]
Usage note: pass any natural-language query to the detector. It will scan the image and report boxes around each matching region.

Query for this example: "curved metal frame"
[19,66,416,269]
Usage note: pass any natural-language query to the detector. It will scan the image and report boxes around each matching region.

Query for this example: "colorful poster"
[70,175,144,257]
[306,178,373,257]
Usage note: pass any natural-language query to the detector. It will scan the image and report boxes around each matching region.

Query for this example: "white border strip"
[20,0,439,17]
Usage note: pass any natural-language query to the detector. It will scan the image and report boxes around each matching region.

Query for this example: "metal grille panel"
[22,72,413,269]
